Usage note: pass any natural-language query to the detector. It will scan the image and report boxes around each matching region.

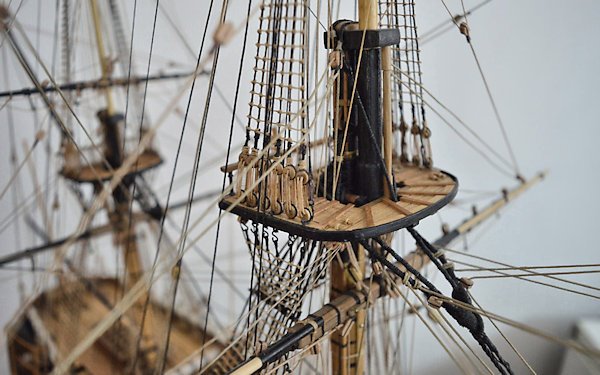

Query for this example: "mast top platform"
[60,110,162,184]
[220,163,457,241]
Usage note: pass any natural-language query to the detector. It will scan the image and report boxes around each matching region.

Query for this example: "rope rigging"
[440,0,522,180]
[420,0,494,44]
[354,230,517,375]
[379,0,433,168]
[1,0,573,373]
[405,228,513,374]
[234,0,313,223]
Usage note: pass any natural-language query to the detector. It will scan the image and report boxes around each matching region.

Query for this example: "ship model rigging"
[3,0,595,374]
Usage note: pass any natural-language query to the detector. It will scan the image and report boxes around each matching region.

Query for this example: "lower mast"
[330,1,382,373]
[89,0,159,368]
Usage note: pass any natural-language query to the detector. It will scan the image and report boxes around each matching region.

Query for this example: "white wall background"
[0,1,599,374]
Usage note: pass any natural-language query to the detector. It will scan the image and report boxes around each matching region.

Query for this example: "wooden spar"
[88,0,141,287]
[0,213,150,266]
[382,46,393,198]
[456,171,547,235]
[330,244,366,375]
[89,0,159,368]
[230,358,263,375]
[0,188,221,267]
[0,71,197,98]
[89,0,115,115]
[0,184,221,267]
[358,0,378,30]
[330,2,380,373]
[228,172,546,374]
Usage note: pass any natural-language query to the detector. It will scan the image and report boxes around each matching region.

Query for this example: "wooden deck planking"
[224,165,457,235]
[23,279,218,374]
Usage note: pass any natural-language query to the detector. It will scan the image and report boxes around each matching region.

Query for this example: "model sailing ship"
[3,0,586,374]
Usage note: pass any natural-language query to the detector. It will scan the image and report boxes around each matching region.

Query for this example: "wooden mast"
[358,0,378,30]
[89,0,157,369]
[330,2,379,374]
[330,243,367,375]
[89,0,115,115]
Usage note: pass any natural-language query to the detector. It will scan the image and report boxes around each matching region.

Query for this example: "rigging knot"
[441,223,450,234]
[421,124,431,138]
[212,22,235,47]
[453,13,466,24]
[371,260,383,276]
[410,119,420,135]
[502,187,509,201]
[399,116,408,133]
[170,264,181,280]
[427,295,444,309]
[35,130,46,142]
[328,50,342,70]
[459,22,471,43]
[460,277,474,289]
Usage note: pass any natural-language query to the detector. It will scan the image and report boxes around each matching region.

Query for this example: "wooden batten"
[382,46,394,199]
